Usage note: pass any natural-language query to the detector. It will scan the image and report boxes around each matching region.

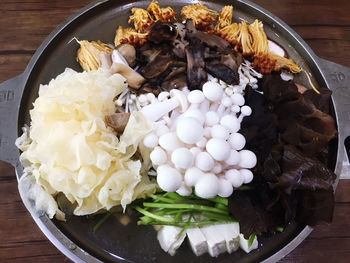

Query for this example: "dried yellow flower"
[215,5,233,31]
[114,26,148,47]
[128,7,154,32]
[181,2,218,30]
[147,0,176,22]
[249,19,269,56]
[76,39,112,72]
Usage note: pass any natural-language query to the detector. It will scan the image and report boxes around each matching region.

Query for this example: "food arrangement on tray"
[15,1,338,258]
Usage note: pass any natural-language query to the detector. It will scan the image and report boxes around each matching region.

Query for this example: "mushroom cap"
[224,169,244,188]
[211,124,230,140]
[218,178,234,197]
[228,133,246,150]
[190,147,202,157]
[150,147,167,166]
[143,133,158,148]
[231,93,245,106]
[170,89,189,113]
[225,149,241,166]
[184,167,204,187]
[176,183,192,196]
[220,114,240,133]
[205,111,219,126]
[156,165,182,192]
[176,117,203,144]
[183,109,205,125]
[206,138,231,161]
[187,90,205,104]
[194,173,219,198]
[171,147,194,169]
[195,152,215,171]
[158,132,183,152]
[211,163,222,174]
[240,105,252,116]
[240,169,254,184]
[238,150,257,169]
[221,96,232,107]
[195,137,207,148]
[202,81,223,102]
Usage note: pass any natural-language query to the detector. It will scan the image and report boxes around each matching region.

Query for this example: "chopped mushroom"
[116,44,137,67]
[110,62,145,89]
[105,112,131,133]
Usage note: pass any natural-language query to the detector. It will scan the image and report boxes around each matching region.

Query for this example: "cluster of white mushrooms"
[139,75,259,199]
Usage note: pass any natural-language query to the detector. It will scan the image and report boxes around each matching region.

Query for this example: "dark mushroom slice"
[147,21,178,44]
[161,73,187,91]
[185,19,230,51]
[105,112,131,133]
[185,38,207,90]
[205,60,239,85]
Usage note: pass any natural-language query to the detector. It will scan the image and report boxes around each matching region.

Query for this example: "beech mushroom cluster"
[140,79,257,198]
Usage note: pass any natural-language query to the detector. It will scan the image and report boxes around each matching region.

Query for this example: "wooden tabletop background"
[1,0,350,262]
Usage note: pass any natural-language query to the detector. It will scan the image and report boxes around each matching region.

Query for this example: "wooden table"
[0,0,349,262]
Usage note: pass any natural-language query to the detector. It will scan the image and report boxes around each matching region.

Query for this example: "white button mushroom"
[195,152,215,171]
[231,105,240,113]
[184,167,204,187]
[190,147,202,157]
[196,137,207,148]
[183,109,205,125]
[231,93,245,106]
[158,132,183,152]
[238,105,252,122]
[150,147,167,166]
[221,96,232,107]
[225,149,241,166]
[220,114,240,133]
[176,117,203,144]
[156,165,182,192]
[228,133,246,150]
[210,125,230,140]
[202,81,223,102]
[206,138,231,161]
[238,150,257,169]
[203,127,212,138]
[171,148,194,169]
[170,89,189,113]
[176,183,192,196]
[158,91,170,101]
[205,111,219,126]
[187,90,205,104]
[240,169,254,184]
[155,123,169,137]
[224,169,244,188]
[143,133,158,148]
[211,163,222,174]
[217,178,234,197]
[194,173,219,198]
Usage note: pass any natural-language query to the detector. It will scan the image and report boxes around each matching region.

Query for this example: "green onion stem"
[134,206,175,223]
[142,202,229,215]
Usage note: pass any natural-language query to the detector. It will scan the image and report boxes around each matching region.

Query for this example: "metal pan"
[0,0,349,262]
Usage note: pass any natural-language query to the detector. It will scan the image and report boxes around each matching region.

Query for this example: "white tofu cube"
[200,225,227,257]
[239,233,258,253]
[186,227,208,256]
[215,223,240,253]
[157,225,186,256]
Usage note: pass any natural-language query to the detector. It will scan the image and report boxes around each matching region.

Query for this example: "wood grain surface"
[0,0,349,262]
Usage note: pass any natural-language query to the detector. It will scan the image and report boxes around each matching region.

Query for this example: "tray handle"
[0,74,24,168]
[318,58,350,179]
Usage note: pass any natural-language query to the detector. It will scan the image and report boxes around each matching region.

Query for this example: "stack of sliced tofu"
[156,222,258,257]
